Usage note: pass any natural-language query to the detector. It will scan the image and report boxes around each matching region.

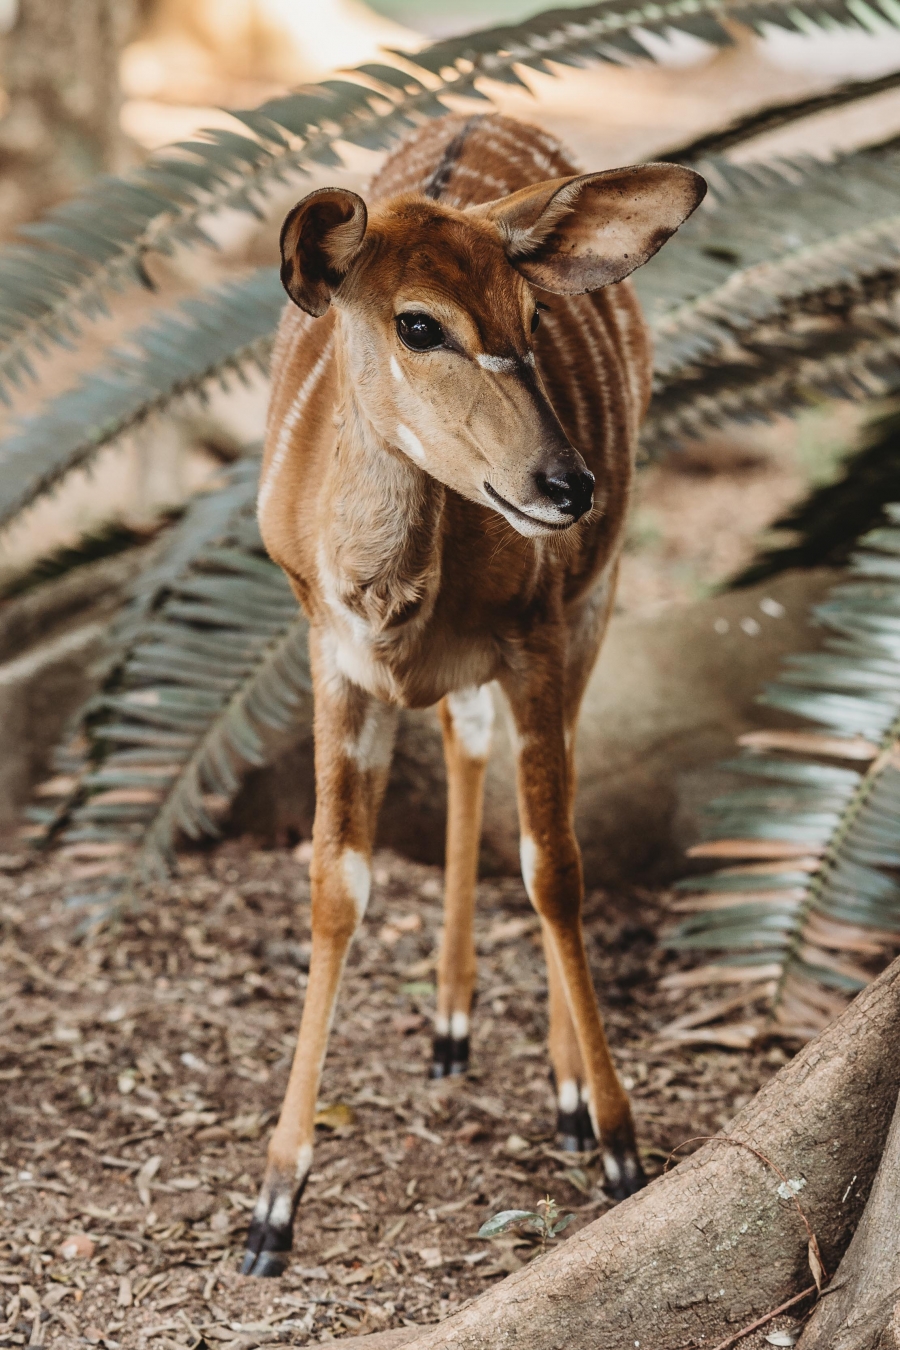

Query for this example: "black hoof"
[600,1144,647,1202]
[556,1100,596,1153]
[430,1034,470,1079]
[240,1175,306,1278]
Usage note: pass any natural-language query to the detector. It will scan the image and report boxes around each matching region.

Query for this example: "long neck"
[319,359,445,634]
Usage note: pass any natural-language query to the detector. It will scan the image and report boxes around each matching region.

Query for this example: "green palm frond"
[666,509,900,1041]
[0,268,282,531]
[2,0,900,399]
[644,296,900,446]
[660,68,900,163]
[732,406,900,586]
[634,140,900,444]
[31,458,310,919]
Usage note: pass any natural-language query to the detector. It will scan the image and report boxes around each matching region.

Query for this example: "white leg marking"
[269,1193,293,1229]
[450,1011,470,1040]
[295,1142,313,1182]
[447,685,494,760]
[602,1151,622,1187]
[344,702,396,772]
[396,423,426,463]
[341,849,371,921]
[558,1078,579,1114]
[434,1014,450,1036]
[258,335,334,520]
[390,354,404,382]
[520,834,538,903]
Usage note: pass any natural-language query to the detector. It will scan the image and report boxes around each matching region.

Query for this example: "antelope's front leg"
[431,687,494,1077]
[242,659,397,1277]
[500,661,646,1201]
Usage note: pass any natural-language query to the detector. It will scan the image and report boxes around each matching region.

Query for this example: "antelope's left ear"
[471,164,706,294]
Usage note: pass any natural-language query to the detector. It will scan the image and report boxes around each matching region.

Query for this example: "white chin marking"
[450,1012,470,1040]
[342,849,371,920]
[447,685,494,760]
[390,354,404,382]
[558,1078,579,1114]
[434,1014,450,1036]
[477,353,516,374]
[520,834,538,902]
[396,422,426,463]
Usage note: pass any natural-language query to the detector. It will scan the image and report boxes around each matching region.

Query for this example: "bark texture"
[392,958,900,1350]
[797,1080,900,1350]
[0,0,137,228]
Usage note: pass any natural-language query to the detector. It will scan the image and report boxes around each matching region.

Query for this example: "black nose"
[534,468,595,520]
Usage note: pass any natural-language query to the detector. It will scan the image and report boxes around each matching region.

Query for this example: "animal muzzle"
[533,464,595,521]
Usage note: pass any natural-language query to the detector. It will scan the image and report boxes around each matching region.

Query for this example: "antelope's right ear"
[279,188,368,317]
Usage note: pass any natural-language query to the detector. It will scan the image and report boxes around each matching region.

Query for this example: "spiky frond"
[0,268,282,532]
[665,509,900,1044]
[634,139,900,445]
[732,405,900,585]
[32,458,310,918]
[3,0,900,399]
[661,69,900,163]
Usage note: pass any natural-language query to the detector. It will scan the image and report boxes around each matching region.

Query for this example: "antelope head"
[279,164,705,538]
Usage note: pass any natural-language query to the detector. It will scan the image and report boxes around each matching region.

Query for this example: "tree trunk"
[797,1082,900,1350]
[383,957,900,1350]
[0,0,137,231]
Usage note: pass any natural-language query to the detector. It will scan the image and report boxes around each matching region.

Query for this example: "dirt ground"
[0,841,802,1349]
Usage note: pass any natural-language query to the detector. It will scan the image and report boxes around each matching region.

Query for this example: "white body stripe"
[258,335,334,520]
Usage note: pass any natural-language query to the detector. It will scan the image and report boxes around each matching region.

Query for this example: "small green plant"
[477,1196,574,1253]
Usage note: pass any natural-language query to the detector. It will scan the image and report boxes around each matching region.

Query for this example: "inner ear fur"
[472,164,706,294]
[280,187,368,317]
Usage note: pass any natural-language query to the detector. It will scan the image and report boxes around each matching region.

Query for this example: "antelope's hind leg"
[242,652,397,1277]
[431,686,494,1078]
[501,653,646,1201]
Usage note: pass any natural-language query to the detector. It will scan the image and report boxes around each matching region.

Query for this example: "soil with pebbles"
[0,842,787,1349]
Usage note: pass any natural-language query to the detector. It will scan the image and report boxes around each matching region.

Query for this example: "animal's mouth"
[483,482,575,533]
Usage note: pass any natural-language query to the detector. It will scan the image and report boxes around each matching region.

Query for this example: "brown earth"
[0,842,789,1349]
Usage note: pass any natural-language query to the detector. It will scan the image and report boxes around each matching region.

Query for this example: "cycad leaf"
[0,269,283,530]
[666,509,900,1039]
[35,458,311,918]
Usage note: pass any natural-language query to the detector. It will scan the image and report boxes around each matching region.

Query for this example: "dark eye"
[396,312,445,352]
[531,310,541,333]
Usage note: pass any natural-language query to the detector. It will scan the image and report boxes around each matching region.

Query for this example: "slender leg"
[431,686,494,1077]
[242,640,397,1276]
[500,645,645,1200]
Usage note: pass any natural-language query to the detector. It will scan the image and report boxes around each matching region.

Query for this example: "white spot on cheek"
[477,353,516,373]
[447,685,494,760]
[342,849,371,920]
[434,1015,450,1036]
[558,1079,579,1114]
[524,350,536,367]
[390,354,404,382]
[396,422,425,463]
[520,834,538,902]
[450,1012,469,1040]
